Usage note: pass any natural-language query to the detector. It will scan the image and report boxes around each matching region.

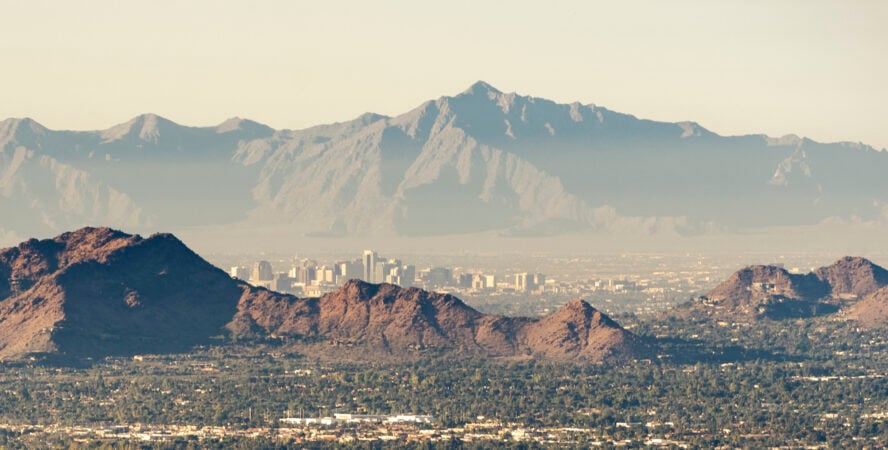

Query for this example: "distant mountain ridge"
[3,82,888,242]
[0,227,646,362]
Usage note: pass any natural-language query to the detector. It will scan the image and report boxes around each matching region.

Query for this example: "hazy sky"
[2,0,886,149]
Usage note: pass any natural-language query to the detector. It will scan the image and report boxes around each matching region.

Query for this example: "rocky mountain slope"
[0,228,243,359]
[0,115,271,239]
[685,257,888,321]
[232,279,648,361]
[845,287,888,328]
[3,82,888,242]
[0,228,645,362]
[813,256,888,300]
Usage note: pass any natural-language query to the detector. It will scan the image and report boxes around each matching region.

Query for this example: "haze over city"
[2,1,888,448]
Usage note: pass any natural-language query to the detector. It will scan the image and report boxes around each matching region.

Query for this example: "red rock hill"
[687,257,888,322]
[0,228,647,362]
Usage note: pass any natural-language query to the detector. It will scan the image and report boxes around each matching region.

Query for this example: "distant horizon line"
[2,80,884,151]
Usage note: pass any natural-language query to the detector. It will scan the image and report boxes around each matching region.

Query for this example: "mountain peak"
[525,298,646,361]
[1,117,45,129]
[333,278,383,300]
[826,256,878,269]
[128,113,174,127]
[356,112,388,126]
[461,80,503,96]
[39,227,140,268]
[0,227,243,360]
[549,299,619,327]
[562,298,594,313]
[815,256,888,298]
[215,117,273,135]
[215,117,249,132]
[56,226,132,245]
[0,117,49,142]
[101,113,177,143]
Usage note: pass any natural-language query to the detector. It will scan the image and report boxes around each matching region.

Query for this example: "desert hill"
[232,279,648,362]
[0,227,243,359]
[685,257,888,321]
[814,256,888,300]
[0,228,645,362]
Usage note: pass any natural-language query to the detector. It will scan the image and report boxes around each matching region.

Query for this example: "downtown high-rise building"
[362,250,378,283]
[250,261,274,282]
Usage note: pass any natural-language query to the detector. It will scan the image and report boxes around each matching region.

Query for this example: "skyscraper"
[336,260,363,283]
[401,264,416,287]
[230,266,249,280]
[362,250,378,283]
[250,261,274,282]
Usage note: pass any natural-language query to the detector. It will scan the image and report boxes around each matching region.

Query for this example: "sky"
[1,0,886,149]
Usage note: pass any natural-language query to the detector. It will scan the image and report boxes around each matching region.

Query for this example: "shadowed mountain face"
[0,228,646,362]
[0,228,243,359]
[685,257,888,321]
[3,82,888,242]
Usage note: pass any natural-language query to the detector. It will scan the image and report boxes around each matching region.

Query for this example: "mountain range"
[0,227,646,362]
[2,82,887,247]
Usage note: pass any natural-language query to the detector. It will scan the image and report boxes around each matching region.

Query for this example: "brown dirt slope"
[844,287,888,328]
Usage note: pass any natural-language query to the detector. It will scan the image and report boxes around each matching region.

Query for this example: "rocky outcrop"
[814,256,888,300]
[0,227,242,360]
[685,257,888,321]
[0,228,646,363]
[705,265,828,307]
[231,279,648,362]
[520,299,647,361]
[686,265,830,321]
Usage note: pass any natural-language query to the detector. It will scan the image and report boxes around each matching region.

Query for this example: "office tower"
[362,250,378,282]
[250,261,274,282]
